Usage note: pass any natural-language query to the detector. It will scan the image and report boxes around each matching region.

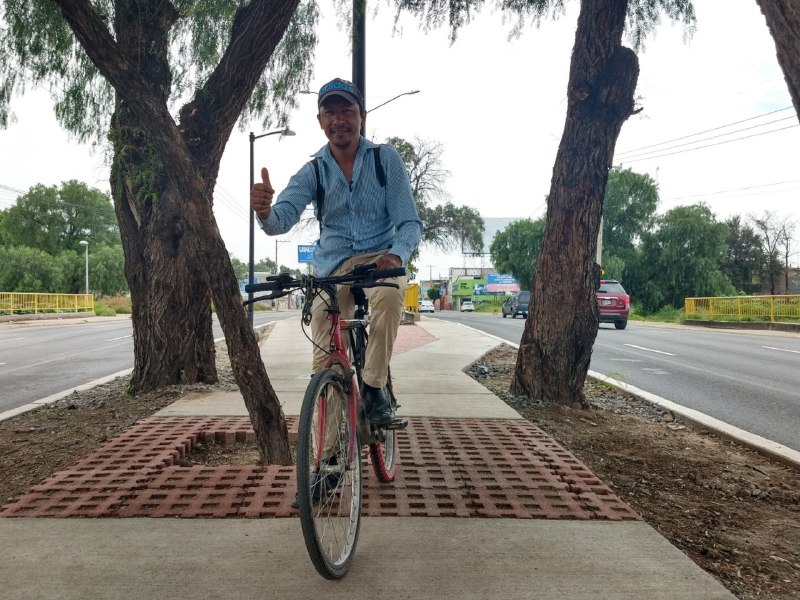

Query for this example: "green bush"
[98,294,131,314]
[93,301,116,316]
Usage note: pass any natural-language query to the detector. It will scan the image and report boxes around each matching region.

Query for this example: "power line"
[617,115,797,161]
[618,123,800,164]
[663,180,800,204]
[616,105,795,156]
[0,183,26,195]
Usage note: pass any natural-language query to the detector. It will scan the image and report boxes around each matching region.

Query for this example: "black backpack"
[311,145,386,234]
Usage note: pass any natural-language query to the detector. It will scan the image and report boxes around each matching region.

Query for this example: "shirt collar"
[310,136,375,160]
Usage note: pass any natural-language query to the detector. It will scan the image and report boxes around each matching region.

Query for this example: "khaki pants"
[310,250,407,389]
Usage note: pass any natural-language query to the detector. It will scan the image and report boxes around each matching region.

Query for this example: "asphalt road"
[0,311,292,414]
[431,311,800,453]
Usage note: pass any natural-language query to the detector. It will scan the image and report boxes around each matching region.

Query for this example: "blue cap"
[318,78,365,110]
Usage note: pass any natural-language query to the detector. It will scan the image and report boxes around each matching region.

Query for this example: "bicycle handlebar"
[243,264,407,303]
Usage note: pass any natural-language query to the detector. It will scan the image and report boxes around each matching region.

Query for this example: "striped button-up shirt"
[259,138,423,276]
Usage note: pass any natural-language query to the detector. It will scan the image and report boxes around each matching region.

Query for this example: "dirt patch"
[468,344,800,600]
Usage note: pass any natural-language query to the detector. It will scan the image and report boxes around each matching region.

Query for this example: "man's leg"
[362,273,407,389]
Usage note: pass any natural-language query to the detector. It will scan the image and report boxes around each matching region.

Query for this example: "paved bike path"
[0,316,735,599]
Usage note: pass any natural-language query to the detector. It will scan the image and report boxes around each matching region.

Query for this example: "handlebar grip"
[245,281,282,294]
[371,266,406,280]
[245,272,295,294]
[353,263,378,275]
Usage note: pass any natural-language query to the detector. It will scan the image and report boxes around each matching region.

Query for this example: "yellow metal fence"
[0,293,94,316]
[685,295,800,322]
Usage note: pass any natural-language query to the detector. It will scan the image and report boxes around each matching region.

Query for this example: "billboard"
[486,273,520,293]
[297,244,315,263]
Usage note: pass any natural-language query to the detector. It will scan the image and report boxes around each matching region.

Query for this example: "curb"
[453,321,800,469]
[683,319,800,333]
[586,371,800,469]
[0,323,273,425]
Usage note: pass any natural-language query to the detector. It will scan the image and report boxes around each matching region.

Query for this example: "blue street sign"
[298,244,315,263]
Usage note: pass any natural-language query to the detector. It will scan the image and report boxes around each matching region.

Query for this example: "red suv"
[596,280,630,330]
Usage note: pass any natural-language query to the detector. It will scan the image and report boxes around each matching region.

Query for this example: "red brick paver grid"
[1,416,640,521]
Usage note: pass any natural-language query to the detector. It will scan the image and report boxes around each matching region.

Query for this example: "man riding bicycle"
[250,77,423,426]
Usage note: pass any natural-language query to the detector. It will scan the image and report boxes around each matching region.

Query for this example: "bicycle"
[245,263,408,579]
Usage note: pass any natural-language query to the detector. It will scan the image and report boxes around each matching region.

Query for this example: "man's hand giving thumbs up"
[250,167,275,220]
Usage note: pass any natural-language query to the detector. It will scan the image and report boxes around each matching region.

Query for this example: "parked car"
[460,300,475,312]
[501,291,530,319]
[596,279,630,329]
[419,300,435,314]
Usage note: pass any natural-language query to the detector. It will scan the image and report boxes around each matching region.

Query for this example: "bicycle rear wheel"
[296,368,362,579]
[369,375,399,482]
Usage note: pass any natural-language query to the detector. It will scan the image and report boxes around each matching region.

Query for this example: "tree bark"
[55,0,299,464]
[510,0,639,405]
[110,1,217,392]
[756,0,800,120]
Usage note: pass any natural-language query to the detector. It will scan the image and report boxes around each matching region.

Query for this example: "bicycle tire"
[369,374,399,483]
[296,368,362,579]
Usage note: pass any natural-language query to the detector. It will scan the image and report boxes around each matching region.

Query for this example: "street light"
[78,240,89,295]
[248,127,295,325]
[368,90,420,113]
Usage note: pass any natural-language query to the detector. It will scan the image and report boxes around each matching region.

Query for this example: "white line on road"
[762,345,800,355]
[610,358,643,362]
[0,337,24,344]
[106,335,132,341]
[624,343,676,356]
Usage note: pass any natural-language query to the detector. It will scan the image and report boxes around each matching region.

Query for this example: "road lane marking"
[642,367,671,375]
[610,358,643,362]
[624,343,676,356]
[106,335,132,341]
[0,337,24,344]
[762,346,800,355]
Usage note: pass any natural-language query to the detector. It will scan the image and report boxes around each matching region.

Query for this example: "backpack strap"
[311,158,325,234]
[313,146,386,235]
[372,145,386,188]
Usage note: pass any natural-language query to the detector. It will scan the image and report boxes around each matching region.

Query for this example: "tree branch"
[52,0,199,192]
[179,0,300,167]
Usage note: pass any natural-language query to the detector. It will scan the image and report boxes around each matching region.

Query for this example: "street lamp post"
[78,240,89,295]
[353,0,367,135]
[248,127,295,325]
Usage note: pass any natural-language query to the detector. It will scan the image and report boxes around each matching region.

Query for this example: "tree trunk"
[111,106,218,392]
[757,0,800,120]
[55,0,297,463]
[511,0,639,405]
[108,1,217,391]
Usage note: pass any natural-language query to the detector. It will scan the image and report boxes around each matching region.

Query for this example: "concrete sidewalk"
[0,317,736,599]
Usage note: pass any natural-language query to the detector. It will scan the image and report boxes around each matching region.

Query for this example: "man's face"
[317,96,365,150]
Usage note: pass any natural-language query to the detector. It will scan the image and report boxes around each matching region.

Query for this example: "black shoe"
[292,457,343,508]
[363,384,393,426]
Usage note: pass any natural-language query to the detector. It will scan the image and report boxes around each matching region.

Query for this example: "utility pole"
[353,0,366,136]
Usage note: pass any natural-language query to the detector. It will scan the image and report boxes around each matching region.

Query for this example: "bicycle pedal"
[384,418,408,430]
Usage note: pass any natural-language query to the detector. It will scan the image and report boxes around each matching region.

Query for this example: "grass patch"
[630,305,685,323]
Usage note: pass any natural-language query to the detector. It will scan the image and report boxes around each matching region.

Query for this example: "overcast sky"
[1,0,798,279]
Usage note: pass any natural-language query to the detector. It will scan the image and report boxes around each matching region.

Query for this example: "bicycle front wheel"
[296,368,362,579]
[369,376,399,483]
